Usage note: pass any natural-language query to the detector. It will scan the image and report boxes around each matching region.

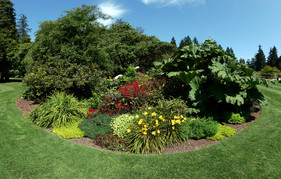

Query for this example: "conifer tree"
[17,14,31,43]
[193,37,199,46]
[255,45,266,71]
[0,0,18,81]
[170,36,177,47]
[267,46,278,67]
[178,35,192,49]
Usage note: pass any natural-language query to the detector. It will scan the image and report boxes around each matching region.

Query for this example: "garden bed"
[16,97,260,154]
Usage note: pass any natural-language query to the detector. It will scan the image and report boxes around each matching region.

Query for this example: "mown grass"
[0,82,281,178]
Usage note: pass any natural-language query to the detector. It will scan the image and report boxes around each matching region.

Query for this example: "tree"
[17,14,31,43]
[170,36,177,47]
[239,58,245,64]
[277,56,281,70]
[260,65,280,79]
[267,46,278,67]
[193,37,199,46]
[226,47,235,57]
[178,35,192,49]
[247,58,256,70]
[0,0,18,81]
[255,45,266,71]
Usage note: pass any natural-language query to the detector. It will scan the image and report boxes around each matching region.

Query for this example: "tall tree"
[277,56,281,70]
[255,45,266,71]
[178,35,192,49]
[193,37,199,46]
[239,58,245,64]
[246,58,256,70]
[17,13,31,43]
[267,46,278,67]
[170,36,177,47]
[226,47,235,57]
[0,0,18,81]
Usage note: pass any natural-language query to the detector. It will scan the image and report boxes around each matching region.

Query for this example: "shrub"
[189,117,219,140]
[207,124,236,141]
[78,114,112,139]
[156,98,189,116]
[156,40,267,118]
[94,131,129,151]
[110,114,135,138]
[260,65,280,79]
[28,92,87,128]
[125,107,188,154]
[52,121,84,139]
[224,112,246,124]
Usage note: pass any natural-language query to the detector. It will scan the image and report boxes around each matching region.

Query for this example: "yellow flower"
[171,120,176,125]
[151,112,157,117]
[135,115,139,118]
[127,129,131,133]
[172,126,175,130]
[155,120,159,124]
[152,131,156,135]
[157,130,160,134]
[180,115,183,118]
[143,131,147,135]
[174,116,180,119]
[143,112,148,116]
[184,117,187,120]
[148,107,152,110]
[176,120,181,124]
[138,119,143,125]
[159,115,163,119]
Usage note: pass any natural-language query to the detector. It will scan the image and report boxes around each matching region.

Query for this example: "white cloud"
[97,1,127,26]
[141,0,205,6]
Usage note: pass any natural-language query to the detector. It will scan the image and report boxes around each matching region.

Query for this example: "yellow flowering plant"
[124,107,189,154]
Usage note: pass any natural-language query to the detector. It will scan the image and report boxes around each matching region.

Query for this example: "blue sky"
[12,0,281,61]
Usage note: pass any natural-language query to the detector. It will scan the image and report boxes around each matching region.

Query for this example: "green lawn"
[1,82,281,178]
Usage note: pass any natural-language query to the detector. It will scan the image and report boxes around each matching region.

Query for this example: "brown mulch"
[16,97,260,154]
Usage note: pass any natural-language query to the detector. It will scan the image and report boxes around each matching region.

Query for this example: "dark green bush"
[78,114,112,139]
[28,92,87,128]
[189,117,219,139]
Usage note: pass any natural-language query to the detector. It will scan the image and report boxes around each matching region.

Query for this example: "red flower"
[87,112,93,117]
[89,107,96,113]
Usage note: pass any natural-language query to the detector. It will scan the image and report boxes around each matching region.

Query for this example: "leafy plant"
[78,114,112,139]
[94,131,129,152]
[155,40,267,118]
[28,92,87,128]
[52,121,84,139]
[125,107,188,154]
[188,117,219,140]
[110,114,135,138]
[206,124,236,141]
[224,112,246,124]
[260,65,280,79]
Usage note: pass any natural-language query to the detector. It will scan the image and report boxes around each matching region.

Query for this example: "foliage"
[86,93,131,117]
[260,65,280,79]
[0,0,18,81]
[156,98,189,116]
[119,74,165,109]
[255,45,266,71]
[78,114,112,139]
[17,14,31,43]
[52,121,84,139]
[267,46,279,68]
[28,92,87,128]
[94,131,129,151]
[156,40,266,118]
[188,117,219,139]
[125,107,188,154]
[23,62,104,102]
[224,112,246,124]
[110,114,135,138]
[206,124,236,141]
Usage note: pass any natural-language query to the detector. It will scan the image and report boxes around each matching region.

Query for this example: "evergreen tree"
[170,36,177,47]
[193,37,199,46]
[226,47,235,56]
[277,56,281,70]
[178,35,192,49]
[0,0,18,81]
[17,14,31,43]
[246,58,256,70]
[267,46,278,67]
[255,45,266,71]
[239,58,245,64]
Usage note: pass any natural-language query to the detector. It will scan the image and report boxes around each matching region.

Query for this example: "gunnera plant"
[28,91,88,128]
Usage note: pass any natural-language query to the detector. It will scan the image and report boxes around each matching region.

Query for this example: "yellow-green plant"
[206,124,236,141]
[125,107,188,154]
[110,114,135,138]
[52,121,84,139]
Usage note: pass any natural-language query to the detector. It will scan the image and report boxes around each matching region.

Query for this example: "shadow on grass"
[0,78,22,83]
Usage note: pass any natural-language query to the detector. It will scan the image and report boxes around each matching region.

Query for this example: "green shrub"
[156,98,189,116]
[94,131,129,151]
[28,92,87,128]
[189,117,219,140]
[110,114,135,138]
[52,121,84,139]
[78,114,112,139]
[207,124,236,141]
[224,112,246,124]
[125,107,188,154]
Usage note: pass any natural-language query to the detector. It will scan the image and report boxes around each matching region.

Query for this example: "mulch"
[16,97,260,154]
